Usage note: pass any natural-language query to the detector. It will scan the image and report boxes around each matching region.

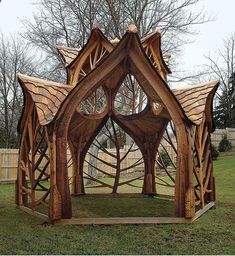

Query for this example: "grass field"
[0,156,234,255]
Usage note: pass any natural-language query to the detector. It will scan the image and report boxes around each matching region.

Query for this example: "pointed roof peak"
[128,24,138,33]
[163,53,171,63]
[92,21,99,29]
[110,37,120,45]
[155,27,161,34]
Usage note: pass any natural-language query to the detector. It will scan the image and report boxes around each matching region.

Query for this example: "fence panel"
[0,149,19,182]
[1,128,234,182]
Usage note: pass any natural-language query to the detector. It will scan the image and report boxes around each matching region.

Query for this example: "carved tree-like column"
[187,116,216,210]
[141,137,158,195]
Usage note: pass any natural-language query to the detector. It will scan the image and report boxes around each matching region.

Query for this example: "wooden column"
[16,105,34,206]
[174,122,193,217]
[47,128,62,220]
[16,143,28,206]
[69,138,85,195]
[55,130,72,219]
[73,148,85,195]
[141,139,157,195]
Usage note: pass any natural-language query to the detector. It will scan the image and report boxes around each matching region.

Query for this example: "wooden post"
[142,141,157,195]
[55,132,72,219]
[69,138,85,195]
[174,123,190,217]
[46,128,62,220]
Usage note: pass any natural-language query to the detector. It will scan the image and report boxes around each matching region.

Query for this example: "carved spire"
[155,27,161,33]
[92,20,99,29]
[128,24,138,33]
[111,37,120,46]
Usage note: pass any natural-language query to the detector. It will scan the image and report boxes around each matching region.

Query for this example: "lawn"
[0,156,234,255]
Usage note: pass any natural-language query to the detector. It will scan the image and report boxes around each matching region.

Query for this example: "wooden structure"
[16,25,219,224]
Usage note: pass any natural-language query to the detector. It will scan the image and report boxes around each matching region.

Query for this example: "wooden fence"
[211,128,235,146]
[2,127,233,182]
[0,143,177,182]
[0,149,19,182]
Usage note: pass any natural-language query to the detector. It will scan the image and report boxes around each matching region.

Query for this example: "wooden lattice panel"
[17,106,51,213]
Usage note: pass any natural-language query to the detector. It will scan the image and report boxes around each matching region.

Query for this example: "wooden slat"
[192,202,215,221]
[54,217,191,225]
[19,206,50,222]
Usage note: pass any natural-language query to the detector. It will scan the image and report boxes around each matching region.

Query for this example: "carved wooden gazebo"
[16,25,219,224]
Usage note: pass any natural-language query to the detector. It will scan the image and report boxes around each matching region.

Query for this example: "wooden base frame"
[18,201,215,225]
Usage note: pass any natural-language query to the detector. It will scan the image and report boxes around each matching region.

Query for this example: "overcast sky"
[0,0,234,73]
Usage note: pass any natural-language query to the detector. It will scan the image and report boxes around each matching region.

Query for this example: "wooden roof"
[18,74,72,126]
[57,27,171,84]
[58,28,114,85]
[172,80,219,127]
[57,46,80,67]
[18,26,219,133]
[141,28,171,74]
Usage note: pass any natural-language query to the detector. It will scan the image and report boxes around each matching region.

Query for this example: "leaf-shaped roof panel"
[172,80,219,125]
[18,74,72,126]
[57,46,80,67]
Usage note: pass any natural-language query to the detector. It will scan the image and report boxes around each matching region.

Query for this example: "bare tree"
[0,34,40,148]
[206,33,235,128]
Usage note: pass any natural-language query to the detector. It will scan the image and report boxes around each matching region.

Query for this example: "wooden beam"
[19,206,50,222]
[192,202,215,222]
[54,217,191,225]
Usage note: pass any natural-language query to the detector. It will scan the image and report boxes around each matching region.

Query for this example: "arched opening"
[82,117,144,194]
[155,121,177,197]
[69,115,178,218]
[114,74,148,115]
[65,69,178,218]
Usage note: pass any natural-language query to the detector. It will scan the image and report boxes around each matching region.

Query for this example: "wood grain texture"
[57,46,80,67]
[172,80,219,126]
[54,216,192,225]
[18,73,72,125]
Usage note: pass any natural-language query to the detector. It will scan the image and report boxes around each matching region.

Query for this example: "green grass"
[84,175,175,195]
[72,195,174,218]
[0,156,234,255]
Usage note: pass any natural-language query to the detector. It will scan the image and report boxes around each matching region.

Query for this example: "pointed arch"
[66,28,114,85]
[53,30,194,218]
[142,30,171,81]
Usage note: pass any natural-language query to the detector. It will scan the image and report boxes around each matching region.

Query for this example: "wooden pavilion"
[16,24,219,224]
